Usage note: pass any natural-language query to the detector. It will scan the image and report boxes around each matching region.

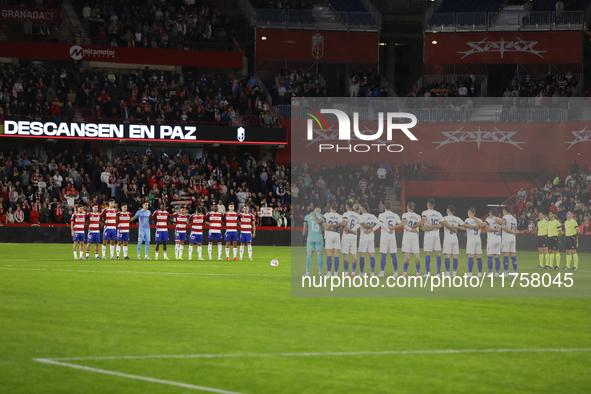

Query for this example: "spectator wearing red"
[549,202,558,213]
[15,205,25,223]
[54,204,64,223]
[29,206,40,224]
[516,196,527,214]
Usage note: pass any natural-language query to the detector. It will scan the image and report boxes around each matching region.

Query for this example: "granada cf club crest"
[312,33,324,60]
[237,127,245,142]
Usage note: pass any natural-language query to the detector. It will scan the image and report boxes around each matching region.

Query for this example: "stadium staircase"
[62,0,89,39]
[312,5,349,30]
[385,187,402,215]
[488,5,523,31]
[480,172,547,220]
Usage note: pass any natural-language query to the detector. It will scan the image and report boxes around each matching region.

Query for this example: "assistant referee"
[564,211,580,270]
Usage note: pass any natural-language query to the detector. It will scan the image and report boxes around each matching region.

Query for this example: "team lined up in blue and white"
[303,199,518,278]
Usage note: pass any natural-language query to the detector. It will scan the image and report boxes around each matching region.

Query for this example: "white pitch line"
[34,358,244,394]
[46,348,591,361]
[0,267,290,277]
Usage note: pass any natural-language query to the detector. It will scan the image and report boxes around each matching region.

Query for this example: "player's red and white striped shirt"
[189,213,204,234]
[152,210,169,232]
[173,213,189,232]
[117,211,132,233]
[71,213,86,233]
[239,213,255,233]
[86,212,101,233]
[206,211,223,233]
[101,208,117,230]
[224,212,239,232]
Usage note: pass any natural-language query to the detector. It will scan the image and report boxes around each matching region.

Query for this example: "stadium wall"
[0,226,290,247]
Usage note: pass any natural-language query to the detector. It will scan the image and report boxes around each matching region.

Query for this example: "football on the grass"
[270,259,279,267]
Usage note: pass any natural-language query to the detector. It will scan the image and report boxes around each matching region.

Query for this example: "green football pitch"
[1,243,590,393]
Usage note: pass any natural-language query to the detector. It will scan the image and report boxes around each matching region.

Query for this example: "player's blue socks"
[453,258,458,272]
[468,257,474,274]
[317,253,324,271]
[511,256,518,272]
[437,255,442,274]
[391,253,398,272]
[488,256,493,273]
[359,257,365,273]
[477,257,483,274]
[334,257,340,274]
[445,257,451,272]
[495,257,501,274]
[370,257,376,273]
[425,255,431,275]
[326,256,332,273]
[137,242,142,256]
[415,264,420,275]
[403,263,409,274]
[306,254,312,272]
[145,240,150,255]
[503,256,509,272]
[380,254,387,272]
[352,262,357,273]
[344,262,349,274]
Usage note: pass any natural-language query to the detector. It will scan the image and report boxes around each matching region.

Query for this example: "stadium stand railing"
[480,173,548,220]
[425,10,585,31]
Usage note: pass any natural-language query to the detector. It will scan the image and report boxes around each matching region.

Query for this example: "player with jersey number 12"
[238,206,256,261]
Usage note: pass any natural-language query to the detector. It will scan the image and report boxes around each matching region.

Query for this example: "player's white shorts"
[487,240,502,255]
[324,232,341,250]
[379,236,397,254]
[358,239,375,254]
[443,239,459,255]
[502,237,516,253]
[341,236,357,255]
[466,239,482,255]
[401,236,419,254]
[423,232,441,252]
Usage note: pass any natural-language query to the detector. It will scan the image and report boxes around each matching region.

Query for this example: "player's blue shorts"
[88,232,100,244]
[189,233,203,244]
[240,233,252,244]
[208,232,222,241]
[117,231,130,242]
[175,231,187,242]
[307,239,324,252]
[103,228,117,241]
[155,230,169,242]
[138,230,151,243]
[225,231,239,242]
[72,233,85,242]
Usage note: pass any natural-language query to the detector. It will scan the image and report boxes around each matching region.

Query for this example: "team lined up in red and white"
[70,200,256,261]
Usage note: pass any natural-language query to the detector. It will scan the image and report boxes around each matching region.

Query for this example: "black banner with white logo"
[1,121,287,145]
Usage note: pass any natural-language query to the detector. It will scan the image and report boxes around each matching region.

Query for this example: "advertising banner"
[0,6,60,24]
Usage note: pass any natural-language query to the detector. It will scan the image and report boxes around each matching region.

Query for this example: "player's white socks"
[217,243,222,259]
[197,246,202,259]
[86,251,89,259]
[239,245,244,259]
[102,245,107,258]
[208,243,212,259]
[179,245,183,257]
[248,244,253,259]
[175,243,179,258]
[110,245,115,259]
[79,251,83,259]
[116,245,121,258]
[163,251,167,258]
[73,251,78,259]
[226,247,230,259]
[155,251,159,259]
[233,247,237,259]
[188,246,193,259]
[123,246,128,258]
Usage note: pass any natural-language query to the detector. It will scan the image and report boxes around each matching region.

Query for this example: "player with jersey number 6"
[495,206,518,277]
[461,208,486,277]
[314,202,345,277]
[341,201,360,277]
